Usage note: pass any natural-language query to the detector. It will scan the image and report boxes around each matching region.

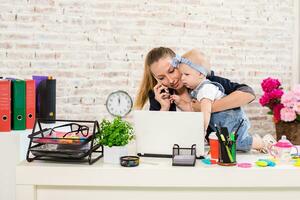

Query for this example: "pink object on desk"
[237,163,252,168]
[34,131,91,145]
[269,135,298,163]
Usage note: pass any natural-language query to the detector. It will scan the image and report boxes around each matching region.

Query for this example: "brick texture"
[0,0,297,136]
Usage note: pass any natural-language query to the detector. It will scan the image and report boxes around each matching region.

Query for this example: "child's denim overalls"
[190,80,253,152]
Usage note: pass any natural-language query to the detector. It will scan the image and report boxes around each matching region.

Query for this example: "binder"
[0,80,11,132]
[32,76,48,115]
[32,76,56,123]
[11,80,26,130]
[26,80,36,129]
[39,78,56,122]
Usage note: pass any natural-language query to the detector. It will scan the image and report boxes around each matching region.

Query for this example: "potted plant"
[96,116,134,164]
[259,77,300,144]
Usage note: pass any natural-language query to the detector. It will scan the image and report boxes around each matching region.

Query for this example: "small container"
[209,132,219,161]
[120,156,139,167]
[269,135,299,164]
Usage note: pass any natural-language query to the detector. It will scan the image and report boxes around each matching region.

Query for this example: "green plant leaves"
[296,115,300,122]
[96,116,134,147]
[267,111,273,115]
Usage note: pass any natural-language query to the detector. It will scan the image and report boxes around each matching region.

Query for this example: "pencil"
[234,119,244,140]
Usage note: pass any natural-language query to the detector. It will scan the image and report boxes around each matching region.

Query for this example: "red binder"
[26,80,36,129]
[0,80,11,132]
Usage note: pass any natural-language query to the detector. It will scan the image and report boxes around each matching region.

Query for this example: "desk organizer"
[215,126,237,166]
[26,119,103,164]
[172,144,196,166]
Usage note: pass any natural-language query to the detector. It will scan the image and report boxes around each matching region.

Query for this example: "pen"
[234,119,244,140]
[215,124,226,162]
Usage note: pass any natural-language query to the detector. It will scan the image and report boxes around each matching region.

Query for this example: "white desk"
[0,130,31,200]
[16,152,300,200]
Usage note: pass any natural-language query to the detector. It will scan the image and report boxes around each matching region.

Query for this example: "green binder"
[12,80,26,130]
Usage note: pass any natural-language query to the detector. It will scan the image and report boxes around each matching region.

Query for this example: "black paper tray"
[26,119,103,164]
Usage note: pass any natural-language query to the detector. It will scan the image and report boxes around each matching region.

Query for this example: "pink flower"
[259,89,283,108]
[292,84,300,100]
[273,103,284,123]
[260,77,300,123]
[261,77,281,92]
[281,91,297,108]
[259,93,270,106]
[268,89,284,100]
[293,102,300,114]
[280,107,297,122]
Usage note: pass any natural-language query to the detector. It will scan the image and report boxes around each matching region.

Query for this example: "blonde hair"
[134,47,175,109]
[181,49,211,76]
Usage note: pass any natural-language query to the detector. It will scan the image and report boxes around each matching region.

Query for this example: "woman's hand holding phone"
[153,83,171,111]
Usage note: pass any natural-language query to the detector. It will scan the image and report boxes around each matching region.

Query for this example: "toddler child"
[170,49,275,152]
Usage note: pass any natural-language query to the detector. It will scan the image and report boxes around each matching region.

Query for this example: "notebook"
[134,110,205,158]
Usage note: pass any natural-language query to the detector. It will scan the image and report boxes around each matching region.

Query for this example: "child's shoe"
[252,134,266,153]
[252,134,276,154]
[261,134,277,151]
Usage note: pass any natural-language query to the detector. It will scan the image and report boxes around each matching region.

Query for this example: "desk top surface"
[16,150,297,169]
[16,151,300,188]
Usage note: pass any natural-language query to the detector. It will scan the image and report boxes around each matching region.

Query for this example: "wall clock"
[105,90,133,117]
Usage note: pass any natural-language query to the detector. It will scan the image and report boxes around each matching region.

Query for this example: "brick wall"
[0,0,297,136]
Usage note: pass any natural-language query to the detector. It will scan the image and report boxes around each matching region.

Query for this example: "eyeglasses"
[49,123,89,138]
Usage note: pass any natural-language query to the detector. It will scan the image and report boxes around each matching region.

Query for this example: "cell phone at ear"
[160,89,169,94]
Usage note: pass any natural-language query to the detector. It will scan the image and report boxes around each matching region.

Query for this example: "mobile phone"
[160,88,169,94]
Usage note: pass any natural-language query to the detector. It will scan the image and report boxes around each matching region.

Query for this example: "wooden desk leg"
[16,185,36,200]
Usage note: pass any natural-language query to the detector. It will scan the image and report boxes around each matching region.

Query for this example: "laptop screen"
[134,110,204,158]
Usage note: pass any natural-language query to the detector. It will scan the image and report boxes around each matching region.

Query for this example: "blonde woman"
[135,47,255,112]
[135,47,275,152]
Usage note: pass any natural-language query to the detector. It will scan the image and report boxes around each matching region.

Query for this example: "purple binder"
[32,76,48,114]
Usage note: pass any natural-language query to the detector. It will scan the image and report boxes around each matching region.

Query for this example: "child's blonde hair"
[181,49,211,76]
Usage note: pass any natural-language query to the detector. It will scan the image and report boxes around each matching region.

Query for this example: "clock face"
[106,90,133,117]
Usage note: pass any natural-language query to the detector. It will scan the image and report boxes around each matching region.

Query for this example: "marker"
[229,132,236,162]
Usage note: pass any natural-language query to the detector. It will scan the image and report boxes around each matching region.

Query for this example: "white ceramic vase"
[103,146,128,164]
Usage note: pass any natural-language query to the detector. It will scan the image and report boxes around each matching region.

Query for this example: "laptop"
[134,110,205,158]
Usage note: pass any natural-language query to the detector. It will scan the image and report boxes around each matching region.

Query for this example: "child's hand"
[170,94,182,105]
[191,99,201,112]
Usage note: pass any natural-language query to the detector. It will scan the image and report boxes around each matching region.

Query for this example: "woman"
[135,47,255,112]
[134,47,275,152]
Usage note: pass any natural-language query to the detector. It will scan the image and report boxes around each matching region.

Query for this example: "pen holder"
[218,140,236,166]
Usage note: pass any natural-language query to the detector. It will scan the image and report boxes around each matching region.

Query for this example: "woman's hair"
[134,47,176,109]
